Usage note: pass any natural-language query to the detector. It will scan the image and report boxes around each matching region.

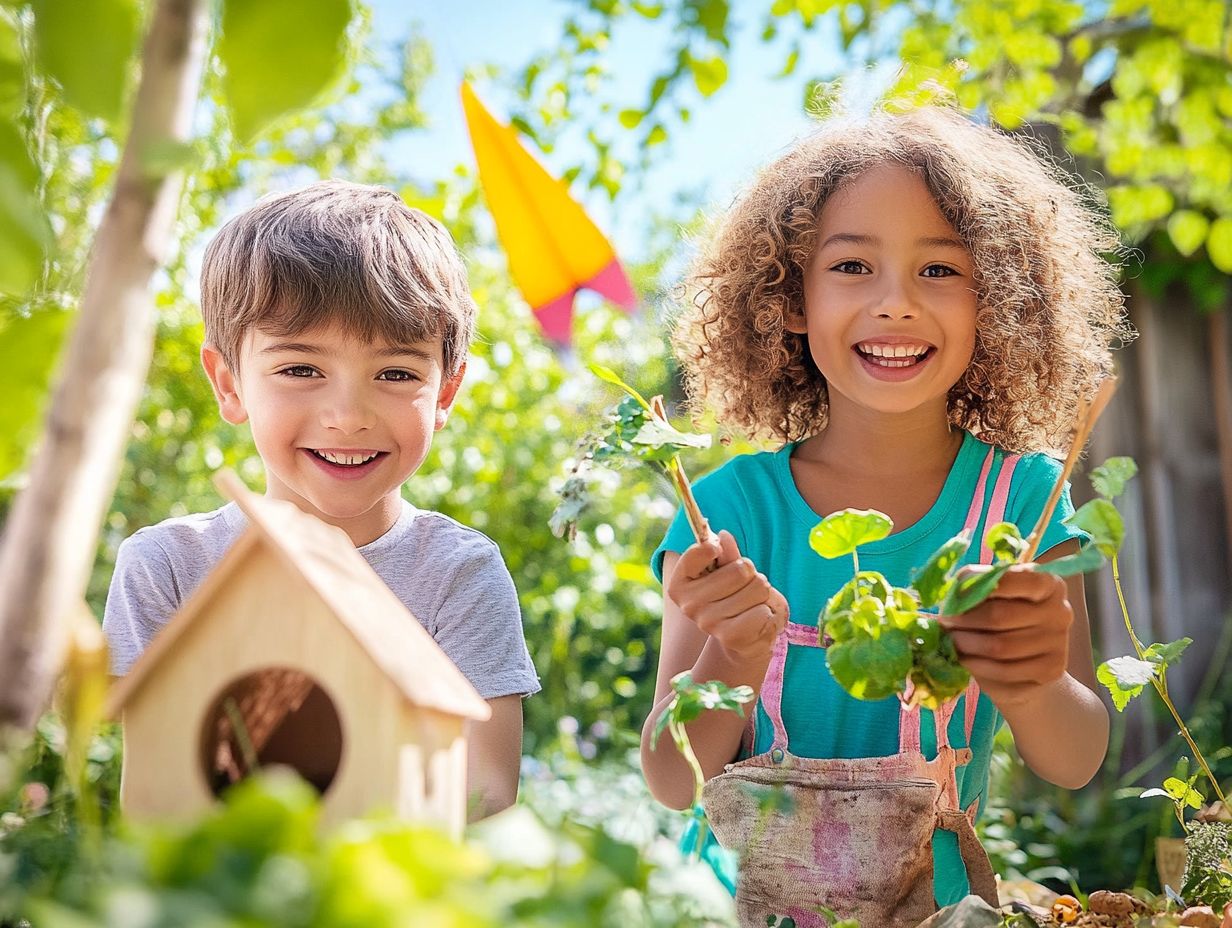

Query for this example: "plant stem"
[1113,556,1226,806]
[671,716,710,857]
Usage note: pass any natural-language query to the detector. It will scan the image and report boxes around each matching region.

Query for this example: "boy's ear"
[201,344,249,425]
[434,360,466,431]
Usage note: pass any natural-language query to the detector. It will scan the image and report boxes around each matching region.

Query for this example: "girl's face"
[789,163,978,423]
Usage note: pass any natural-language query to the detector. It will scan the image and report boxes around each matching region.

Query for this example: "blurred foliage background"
[2,0,1232,914]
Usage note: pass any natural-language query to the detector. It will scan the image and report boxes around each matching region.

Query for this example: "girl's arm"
[944,539,1109,789]
[640,534,786,810]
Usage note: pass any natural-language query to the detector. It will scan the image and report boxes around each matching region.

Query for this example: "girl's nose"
[872,275,922,320]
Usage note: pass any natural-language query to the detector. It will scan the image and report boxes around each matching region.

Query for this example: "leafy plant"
[811,502,1110,710]
[552,364,712,543]
[650,671,754,856]
[1087,457,1232,905]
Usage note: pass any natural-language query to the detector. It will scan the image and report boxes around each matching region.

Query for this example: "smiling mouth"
[854,342,936,369]
[308,449,385,467]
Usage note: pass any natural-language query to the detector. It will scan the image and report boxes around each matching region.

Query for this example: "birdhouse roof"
[106,472,492,722]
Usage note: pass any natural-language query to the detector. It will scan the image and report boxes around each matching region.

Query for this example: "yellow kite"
[461,81,636,345]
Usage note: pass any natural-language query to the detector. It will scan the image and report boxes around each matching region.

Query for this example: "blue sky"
[367,1,878,261]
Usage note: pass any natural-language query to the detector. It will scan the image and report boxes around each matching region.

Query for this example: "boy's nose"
[320,387,376,433]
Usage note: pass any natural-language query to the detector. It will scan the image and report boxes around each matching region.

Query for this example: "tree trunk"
[0,0,209,731]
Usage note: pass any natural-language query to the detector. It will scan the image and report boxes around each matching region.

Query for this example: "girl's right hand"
[665,529,789,661]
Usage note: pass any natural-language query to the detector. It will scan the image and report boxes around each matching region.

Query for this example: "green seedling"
[651,671,754,856]
[811,499,1110,710]
[1089,457,1228,813]
[812,381,1121,710]
[551,364,712,543]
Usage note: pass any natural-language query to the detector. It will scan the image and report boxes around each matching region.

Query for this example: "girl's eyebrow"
[818,232,967,250]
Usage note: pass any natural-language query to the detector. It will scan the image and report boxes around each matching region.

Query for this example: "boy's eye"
[922,264,958,278]
[278,365,319,378]
[831,260,869,275]
[377,369,418,382]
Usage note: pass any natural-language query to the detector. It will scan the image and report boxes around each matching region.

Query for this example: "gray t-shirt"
[102,499,541,700]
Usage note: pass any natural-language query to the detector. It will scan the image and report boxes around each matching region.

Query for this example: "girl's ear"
[783,306,808,334]
[201,344,249,425]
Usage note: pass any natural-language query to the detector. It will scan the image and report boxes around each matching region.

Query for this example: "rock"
[1087,891,1148,918]
[1179,905,1220,928]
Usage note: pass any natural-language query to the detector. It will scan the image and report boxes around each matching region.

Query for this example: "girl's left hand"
[938,565,1073,708]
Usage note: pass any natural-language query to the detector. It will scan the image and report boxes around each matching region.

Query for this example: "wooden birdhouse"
[104,471,491,835]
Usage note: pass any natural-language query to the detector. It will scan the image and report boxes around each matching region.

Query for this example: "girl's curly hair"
[672,105,1134,454]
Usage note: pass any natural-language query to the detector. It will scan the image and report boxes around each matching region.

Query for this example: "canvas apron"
[701,447,1018,928]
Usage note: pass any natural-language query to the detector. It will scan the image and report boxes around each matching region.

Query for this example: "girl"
[640,106,1131,927]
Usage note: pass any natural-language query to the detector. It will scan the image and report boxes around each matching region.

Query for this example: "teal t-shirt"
[652,430,1086,907]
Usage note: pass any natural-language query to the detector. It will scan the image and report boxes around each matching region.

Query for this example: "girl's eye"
[922,264,958,278]
[278,365,319,378]
[832,260,869,275]
[378,369,418,382]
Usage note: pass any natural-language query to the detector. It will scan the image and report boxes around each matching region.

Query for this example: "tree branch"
[0,0,209,730]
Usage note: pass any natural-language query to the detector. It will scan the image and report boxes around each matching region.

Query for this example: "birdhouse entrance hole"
[199,667,343,798]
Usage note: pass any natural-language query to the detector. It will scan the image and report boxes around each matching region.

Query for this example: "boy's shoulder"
[119,503,244,566]
[390,505,507,571]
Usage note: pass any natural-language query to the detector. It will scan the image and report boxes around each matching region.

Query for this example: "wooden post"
[0,0,209,731]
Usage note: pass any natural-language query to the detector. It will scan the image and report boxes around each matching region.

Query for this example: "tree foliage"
[515,0,1232,298]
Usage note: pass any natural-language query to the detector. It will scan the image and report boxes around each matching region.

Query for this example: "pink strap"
[753,445,1023,761]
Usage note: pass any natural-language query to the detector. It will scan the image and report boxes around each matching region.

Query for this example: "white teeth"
[315,450,379,466]
[857,342,930,358]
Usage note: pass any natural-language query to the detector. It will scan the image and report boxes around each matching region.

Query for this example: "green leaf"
[1033,544,1106,577]
[1167,210,1210,257]
[1143,637,1192,671]
[1207,217,1232,273]
[618,108,644,129]
[1161,775,1203,809]
[631,418,712,453]
[219,0,354,142]
[0,306,72,481]
[686,54,727,97]
[910,532,971,608]
[1089,457,1138,500]
[985,521,1027,563]
[31,0,138,122]
[938,562,1013,615]
[809,509,892,559]
[1097,656,1155,711]
[827,627,912,701]
[0,120,50,296]
[1065,498,1124,556]
[588,363,651,409]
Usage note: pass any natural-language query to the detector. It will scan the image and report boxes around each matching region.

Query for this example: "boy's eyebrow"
[818,232,967,250]
[260,341,437,361]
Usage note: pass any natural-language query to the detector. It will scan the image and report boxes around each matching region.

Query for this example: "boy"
[103,180,539,820]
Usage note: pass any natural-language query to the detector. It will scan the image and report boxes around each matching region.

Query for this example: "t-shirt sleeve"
[430,537,541,700]
[102,531,182,676]
[1010,452,1089,558]
[651,458,749,584]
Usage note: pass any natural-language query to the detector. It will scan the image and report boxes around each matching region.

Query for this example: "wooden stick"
[1020,378,1118,563]
[650,395,711,544]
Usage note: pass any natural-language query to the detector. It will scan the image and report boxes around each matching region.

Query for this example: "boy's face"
[202,322,463,545]
[790,162,978,423]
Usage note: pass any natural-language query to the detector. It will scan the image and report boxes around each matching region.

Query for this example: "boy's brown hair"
[673,105,1134,454]
[201,180,476,377]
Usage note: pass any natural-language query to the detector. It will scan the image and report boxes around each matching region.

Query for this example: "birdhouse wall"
[395,708,468,836]
[120,544,417,824]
